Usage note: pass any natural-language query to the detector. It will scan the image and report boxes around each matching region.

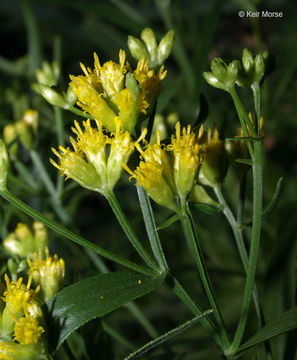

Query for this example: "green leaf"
[157,214,181,230]
[240,306,297,351]
[45,271,165,352]
[192,202,224,215]
[124,310,213,359]
[226,136,260,142]
[235,158,253,165]
[262,177,283,220]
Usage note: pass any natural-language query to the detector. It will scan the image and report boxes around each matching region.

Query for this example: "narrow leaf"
[124,310,213,359]
[226,136,260,142]
[240,306,297,351]
[157,214,181,230]
[192,202,224,215]
[262,177,283,220]
[235,158,253,165]
[45,271,165,352]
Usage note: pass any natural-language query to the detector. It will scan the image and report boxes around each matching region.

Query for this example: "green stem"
[169,275,224,349]
[0,190,156,277]
[252,83,261,135]
[180,203,230,349]
[231,140,263,352]
[20,0,41,76]
[30,149,57,199]
[30,149,70,223]
[136,186,168,271]
[68,106,94,120]
[54,106,64,197]
[102,321,135,351]
[228,87,255,157]
[106,191,159,272]
[213,186,264,327]
[125,302,159,338]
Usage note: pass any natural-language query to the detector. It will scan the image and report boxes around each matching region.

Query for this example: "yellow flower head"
[134,56,166,113]
[124,131,177,211]
[167,122,203,202]
[94,50,127,102]
[2,275,39,316]
[13,308,44,345]
[51,119,110,194]
[199,127,228,186]
[27,247,65,301]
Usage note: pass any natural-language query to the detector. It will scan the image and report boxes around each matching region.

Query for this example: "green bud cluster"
[128,27,175,69]
[203,48,269,92]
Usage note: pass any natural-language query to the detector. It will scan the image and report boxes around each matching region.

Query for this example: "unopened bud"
[3,125,18,158]
[39,84,68,108]
[128,35,149,62]
[141,28,158,63]
[157,30,175,64]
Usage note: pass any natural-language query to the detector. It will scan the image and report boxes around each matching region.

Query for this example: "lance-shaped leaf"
[45,271,165,352]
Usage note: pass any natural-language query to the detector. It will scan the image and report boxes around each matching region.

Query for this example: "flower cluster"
[124,122,204,209]
[0,247,65,360]
[69,50,166,133]
[51,118,146,195]
[3,222,48,258]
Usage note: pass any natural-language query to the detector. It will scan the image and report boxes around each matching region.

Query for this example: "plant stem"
[137,186,168,271]
[180,202,230,349]
[231,133,263,352]
[68,106,94,120]
[106,191,160,272]
[20,0,41,76]
[213,186,264,326]
[54,106,65,197]
[0,190,157,277]
[228,87,255,157]
[169,275,224,349]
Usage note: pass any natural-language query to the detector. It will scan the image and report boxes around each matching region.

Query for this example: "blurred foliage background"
[0,0,296,359]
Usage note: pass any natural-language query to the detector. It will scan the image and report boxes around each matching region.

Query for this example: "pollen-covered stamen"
[2,274,39,315]
[13,306,44,345]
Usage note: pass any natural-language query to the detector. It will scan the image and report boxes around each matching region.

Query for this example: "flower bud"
[39,84,68,108]
[127,35,149,62]
[128,28,174,69]
[27,248,65,301]
[3,222,48,258]
[23,110,38,134]
[3,125,18,159]
[36,61,60,87]
[198,128,229,186]
[237,49,267,88]
[0,139,9,190]
[157,30,175,64]
[65,86,77,107]
[141,28,158,64]
[204,58,240,91]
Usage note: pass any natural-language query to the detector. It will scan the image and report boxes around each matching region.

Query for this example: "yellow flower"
[51,118,140,194]
[69,50,166,133]
[94,50,127,102]
[2,275,39,317]
[167,122,203,203]
[123,131,177,211]
[27,248,65,301]
[13,308,44,346]
[3,222,48,258]
[134,56,166,114]
[198,127,228,186]
[0,341,45,360]
[69,71,116,132]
